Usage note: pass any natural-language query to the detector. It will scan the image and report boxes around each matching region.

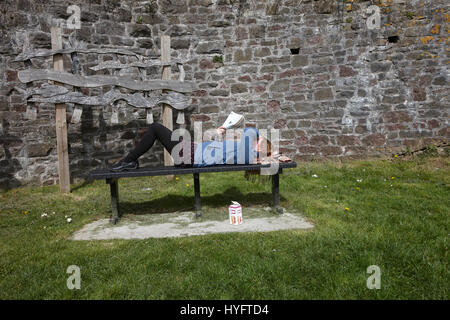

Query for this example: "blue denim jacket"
[193,128,259,167]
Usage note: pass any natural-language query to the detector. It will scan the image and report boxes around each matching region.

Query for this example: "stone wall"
[0,0,448,189]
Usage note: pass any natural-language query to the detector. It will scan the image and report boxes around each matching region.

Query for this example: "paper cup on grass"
[229,201,243,225]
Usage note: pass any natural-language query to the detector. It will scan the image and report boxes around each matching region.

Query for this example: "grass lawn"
[0,156,448,299]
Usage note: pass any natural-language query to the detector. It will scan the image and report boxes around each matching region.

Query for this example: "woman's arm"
[217,126,226,136]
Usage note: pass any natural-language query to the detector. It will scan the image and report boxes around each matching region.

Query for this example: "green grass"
[0,156,448,299]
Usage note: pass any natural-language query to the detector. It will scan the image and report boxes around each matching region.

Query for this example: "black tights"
[124,123,177,162]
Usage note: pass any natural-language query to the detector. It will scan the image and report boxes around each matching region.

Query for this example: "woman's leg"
[124,123,178,161]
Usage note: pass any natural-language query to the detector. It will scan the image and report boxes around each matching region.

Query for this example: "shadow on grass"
[70,178,95,192]
[119,187,286,215]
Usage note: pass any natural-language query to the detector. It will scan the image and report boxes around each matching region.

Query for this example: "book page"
[222,111,244,129]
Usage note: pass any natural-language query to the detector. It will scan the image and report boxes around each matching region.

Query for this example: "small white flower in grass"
[67,218,72,223]
[312,174,318,178]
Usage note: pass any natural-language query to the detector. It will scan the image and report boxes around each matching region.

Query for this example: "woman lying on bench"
[109,123,270,171]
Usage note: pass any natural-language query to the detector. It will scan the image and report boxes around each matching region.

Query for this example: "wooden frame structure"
[17,30,193,193]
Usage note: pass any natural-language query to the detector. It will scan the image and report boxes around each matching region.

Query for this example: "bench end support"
[272,172,284,214]
[106,178,120,224]
[193,173,202,218]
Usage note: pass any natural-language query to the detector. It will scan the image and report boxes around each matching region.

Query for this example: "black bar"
[193,173,201,218]
[106,178,120,224]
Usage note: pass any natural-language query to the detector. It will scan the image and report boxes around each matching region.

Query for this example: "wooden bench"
[90,162,297,224]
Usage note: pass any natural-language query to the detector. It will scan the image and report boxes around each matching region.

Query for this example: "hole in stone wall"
[290,48,300,55]
[388,36,400,43]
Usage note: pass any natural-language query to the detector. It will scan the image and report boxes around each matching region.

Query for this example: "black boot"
[109,158,139,171]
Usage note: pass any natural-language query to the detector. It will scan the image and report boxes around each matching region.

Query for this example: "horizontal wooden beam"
[27,88,189,110]
[14,47,144,61]
[89,59,186,71]
[18,69,195,93]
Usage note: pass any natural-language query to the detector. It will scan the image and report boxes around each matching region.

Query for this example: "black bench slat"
[90,162,297,179]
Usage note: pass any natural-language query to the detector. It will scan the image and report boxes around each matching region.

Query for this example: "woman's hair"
[245,137,273,184]
[258,137,272,158]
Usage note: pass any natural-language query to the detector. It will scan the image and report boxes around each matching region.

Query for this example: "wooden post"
[51,27,70,193]
[161,35,173,167]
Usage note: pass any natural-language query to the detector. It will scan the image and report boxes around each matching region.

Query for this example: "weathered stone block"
[260,65,279,73]
[160,0,188,14]
[278,69,302,79]
[110,36,134,47]
[129,24,152,37]
[30,31,51,49]
[209,20,231,28]
[298,146,318,154]
[269,79,290,92]
[337,135,360,146]
[5,70,18,82]
[254,47,271,58]
[432,76,446,86]
[310,135,329,145]
[314,0,337,14]
[96,21,125,35]
[199,59,215,69]
[196,41,223,54]
[339,65,357,77]
[412,87,426,102]
[249,25,266,39]
[314,88,333,100]
[191,114,211,122]
[121,131,135,140]
[231,83,248,94]
[320,146,342,156]
[383,111,412,123]
[370,62,391,73]
[382,95,406,104]
[234,48,252,63]
[238,75,252,82]
[199,105,219,113]
[209,89,229,96]
[235,27,248,40]
[171,38,190,49]
[140,14,165,24]
[136,38,153,49]
[274,119,287,129]
[291,55,308,67]
[27,143,52,158]
[267,100,280,112]
[362,134,386,146]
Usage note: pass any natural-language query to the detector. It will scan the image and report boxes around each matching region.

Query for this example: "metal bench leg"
[193,173,202,218]
[272,171,283,214]
[107,178,120,224]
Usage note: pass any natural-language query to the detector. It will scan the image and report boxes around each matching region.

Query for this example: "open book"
[221,111,244,129]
